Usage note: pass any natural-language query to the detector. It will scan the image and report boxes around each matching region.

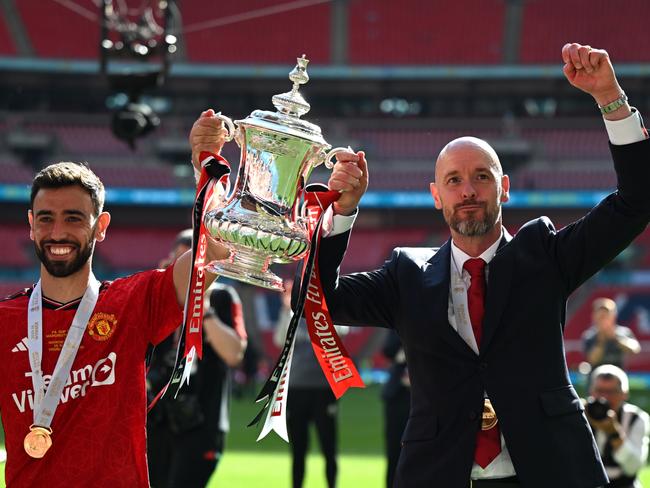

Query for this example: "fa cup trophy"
[204,55,349,291]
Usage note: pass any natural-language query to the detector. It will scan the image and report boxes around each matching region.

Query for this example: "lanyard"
[26,277,100,428]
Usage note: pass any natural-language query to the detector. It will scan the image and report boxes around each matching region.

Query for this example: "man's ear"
[500,174,510,203]
[94,212,111,243]
[28,210,34,241]
[430,182,442,210]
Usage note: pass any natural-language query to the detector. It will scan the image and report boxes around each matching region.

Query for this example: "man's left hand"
[561,43,630,121]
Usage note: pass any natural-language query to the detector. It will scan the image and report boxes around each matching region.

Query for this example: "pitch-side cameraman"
[585,365,650,488]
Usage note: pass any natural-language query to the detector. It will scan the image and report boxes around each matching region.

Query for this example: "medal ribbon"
[250,184,364,438]
[168,151,231,396]
[27,277,100,429]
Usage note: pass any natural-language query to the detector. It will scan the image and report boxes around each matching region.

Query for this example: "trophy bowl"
[204,55,349,291]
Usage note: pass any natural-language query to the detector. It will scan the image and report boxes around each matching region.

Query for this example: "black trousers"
[383,387,410,488]
[147,422,224,488]
[287,388,338,488]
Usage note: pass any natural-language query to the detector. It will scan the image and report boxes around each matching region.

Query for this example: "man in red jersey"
[0,110,228,488]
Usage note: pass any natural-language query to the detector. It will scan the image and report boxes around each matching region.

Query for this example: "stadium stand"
[342,228,431,273]
[0,225,33,268]
[515,167,616,190]
[520,0,650,63]
[348,0,505,64]
[15,0,100,59]
[0,159,34,184]
[94,226,182,270]
[181,0,331,64]
[0,14,16,55]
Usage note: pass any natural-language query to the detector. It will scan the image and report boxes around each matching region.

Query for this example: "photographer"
[586,365,650,488]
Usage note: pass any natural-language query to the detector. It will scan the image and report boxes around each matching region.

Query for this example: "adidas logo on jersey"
[12,337,28,353]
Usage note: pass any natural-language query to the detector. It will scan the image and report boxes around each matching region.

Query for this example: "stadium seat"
[0,225,33,268]
[95,227,182,270]
[348,0,505,64]
[520,0,650,63]
[16,0,100,59]
[182,0,331,64]
[0,14,16,55]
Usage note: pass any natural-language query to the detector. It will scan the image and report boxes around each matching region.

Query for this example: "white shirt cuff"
[604,110,647,145]
[323,207,357,237]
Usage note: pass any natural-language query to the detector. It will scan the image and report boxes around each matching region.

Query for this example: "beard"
[34,237,95,278]
[443,197,501,237]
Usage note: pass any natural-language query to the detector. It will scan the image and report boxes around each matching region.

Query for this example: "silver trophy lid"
[238,55,328,146]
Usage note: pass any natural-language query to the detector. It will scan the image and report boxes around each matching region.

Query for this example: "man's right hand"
[328,150,368,216]
[189,109,228,172]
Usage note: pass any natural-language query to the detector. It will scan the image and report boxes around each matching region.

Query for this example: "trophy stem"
[206,249,284,291]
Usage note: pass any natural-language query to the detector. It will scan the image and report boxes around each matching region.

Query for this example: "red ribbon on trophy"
[302,187,365,399]
[168,151,231,397]
[252,184,364,439]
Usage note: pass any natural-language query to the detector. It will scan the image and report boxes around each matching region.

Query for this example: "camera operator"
[586,365,650,488]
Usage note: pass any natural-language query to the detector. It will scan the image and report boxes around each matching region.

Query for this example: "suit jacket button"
[469,411,477,421]
[479,362,488,371]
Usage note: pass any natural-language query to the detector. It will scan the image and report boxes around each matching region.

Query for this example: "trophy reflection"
[204,55,349,291]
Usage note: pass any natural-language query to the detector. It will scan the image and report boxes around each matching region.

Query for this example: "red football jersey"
[0,266,182,488]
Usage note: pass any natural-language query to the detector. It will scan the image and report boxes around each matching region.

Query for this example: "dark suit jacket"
[316,139,650,488]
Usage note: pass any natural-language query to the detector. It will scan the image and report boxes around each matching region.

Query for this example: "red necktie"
[463,258,501,468]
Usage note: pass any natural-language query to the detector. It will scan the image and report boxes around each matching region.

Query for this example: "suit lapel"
[423,240,475,358]
[481,230,514,354]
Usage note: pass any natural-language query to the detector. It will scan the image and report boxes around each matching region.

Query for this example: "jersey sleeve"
[146,265,184,345]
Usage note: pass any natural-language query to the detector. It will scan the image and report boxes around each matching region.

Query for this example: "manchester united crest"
[87,312,117,341]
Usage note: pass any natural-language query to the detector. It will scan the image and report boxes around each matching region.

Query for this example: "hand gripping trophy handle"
[323,147,356,170]
[213,112,236,143]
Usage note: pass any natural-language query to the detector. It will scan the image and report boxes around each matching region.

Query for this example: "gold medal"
[24,425,52,458]
[481,399,498,431]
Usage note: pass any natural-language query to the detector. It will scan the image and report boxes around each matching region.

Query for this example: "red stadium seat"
[182,0,331,64]
[0,160,34,184]
[95,227,182,270]
[348,0,505,64]
[16,0,100,59]
[342,227,431,273]
[520,0,650,63]
[0,225,33,268]
[0,14,16,55]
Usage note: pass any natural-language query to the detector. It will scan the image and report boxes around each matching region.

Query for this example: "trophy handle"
[214,112,236,142]
[323,146,356,170]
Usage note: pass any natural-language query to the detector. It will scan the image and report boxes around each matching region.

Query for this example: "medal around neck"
[24,425,53,458]
[203,55,352,291]
[481,399,498,431]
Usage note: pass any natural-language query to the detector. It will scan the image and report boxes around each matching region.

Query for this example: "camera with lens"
[586,396,611,421]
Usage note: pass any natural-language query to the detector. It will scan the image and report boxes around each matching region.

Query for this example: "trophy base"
[206,252,284,292]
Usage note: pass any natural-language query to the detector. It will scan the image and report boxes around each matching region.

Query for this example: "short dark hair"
[31,162,105,216]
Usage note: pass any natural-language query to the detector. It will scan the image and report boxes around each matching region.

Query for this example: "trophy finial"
[272,55,311,117]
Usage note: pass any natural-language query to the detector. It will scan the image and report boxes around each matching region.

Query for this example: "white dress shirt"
[450,233,517,479]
